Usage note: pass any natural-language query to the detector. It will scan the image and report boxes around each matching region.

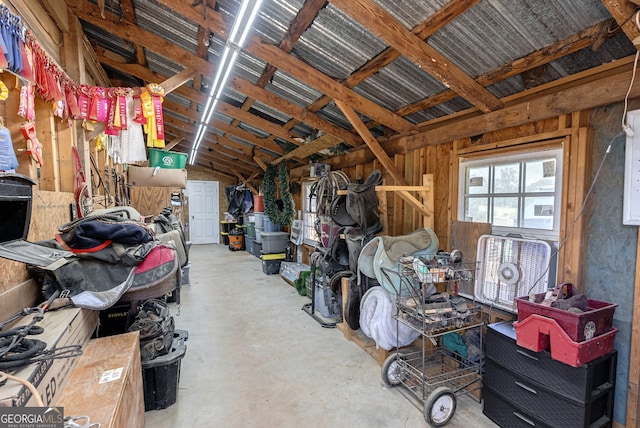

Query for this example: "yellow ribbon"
[0,81,8,101]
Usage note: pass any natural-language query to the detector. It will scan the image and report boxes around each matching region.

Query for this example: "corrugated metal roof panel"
[135,0,199,54]
[253,0,306,45]
[239,122,270,139]
[426,0,614,77]
[145,51,186,80]
[250,100,292,124]
[82,22,135,60]
[265,71,324,108]
[372,0,448,29]
[354,56,447,111]
[291,4,387,80]
[165,92,192,108]
[163,109,191,124]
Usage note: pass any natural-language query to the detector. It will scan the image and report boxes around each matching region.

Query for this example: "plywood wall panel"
[129,187,178,217]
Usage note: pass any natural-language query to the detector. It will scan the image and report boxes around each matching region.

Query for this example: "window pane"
[494,163,519,193]
[525,159,556,193]
[466,197,488,222]
[467,166,489,194]
[523,196,554,230]
[493,197,518,227]
[302,182,320,244]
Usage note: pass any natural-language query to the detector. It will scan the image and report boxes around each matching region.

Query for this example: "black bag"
[128,299,175,361]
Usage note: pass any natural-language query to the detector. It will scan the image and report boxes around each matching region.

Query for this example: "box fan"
[474,235,553,313]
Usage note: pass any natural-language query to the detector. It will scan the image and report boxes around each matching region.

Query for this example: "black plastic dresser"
[483,321,616,428]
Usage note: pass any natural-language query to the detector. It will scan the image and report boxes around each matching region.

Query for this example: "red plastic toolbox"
[514,314,617,367]
[516,293,617,342]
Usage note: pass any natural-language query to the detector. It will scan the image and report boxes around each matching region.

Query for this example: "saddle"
[358,227,440,296]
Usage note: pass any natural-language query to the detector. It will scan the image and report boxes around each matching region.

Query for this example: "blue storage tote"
[263,216,282,232]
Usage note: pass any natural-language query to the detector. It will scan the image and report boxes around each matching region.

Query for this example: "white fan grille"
[474,235,552,313]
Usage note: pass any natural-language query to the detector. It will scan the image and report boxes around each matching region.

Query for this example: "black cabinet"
[483,321,616,428]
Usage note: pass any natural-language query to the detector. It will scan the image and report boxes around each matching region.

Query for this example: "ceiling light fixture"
[189,0,263,165]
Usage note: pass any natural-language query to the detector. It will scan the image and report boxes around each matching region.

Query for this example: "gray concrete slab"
[144,244,499,427]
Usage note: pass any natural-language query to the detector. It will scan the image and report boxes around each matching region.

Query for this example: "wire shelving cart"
[380,254,483,427]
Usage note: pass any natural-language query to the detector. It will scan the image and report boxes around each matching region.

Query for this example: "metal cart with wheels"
[380,254,483,427]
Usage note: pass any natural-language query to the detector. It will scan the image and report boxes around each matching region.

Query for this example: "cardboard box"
[57,332,145,428]
[128,165,187,188]
[0,307,99,407]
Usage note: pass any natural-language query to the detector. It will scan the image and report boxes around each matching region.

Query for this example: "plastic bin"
[251,241,262,258]
[514,314,617,367]
[221,233,229,246]
[181,262,191,285]
[255,226,264,243]
[246,222,256,239]
[262,259,281,275]
[254,212,264,228]
[261,231,289,253]
[245,236,254,254]
[148,148,188,169]
[142,329,188,411]
[263,216,282,232]
[516,294,617,342]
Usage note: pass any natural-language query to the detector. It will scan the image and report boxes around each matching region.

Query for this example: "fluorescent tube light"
[188,0,263,165]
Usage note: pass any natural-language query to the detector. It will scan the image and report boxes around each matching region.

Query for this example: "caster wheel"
[423,387,456,426]
[381,353,406,387]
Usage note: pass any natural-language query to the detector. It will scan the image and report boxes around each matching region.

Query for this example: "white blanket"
[359,286,420,350]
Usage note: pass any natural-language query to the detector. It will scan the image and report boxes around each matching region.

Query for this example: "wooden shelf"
[337,277,389,365]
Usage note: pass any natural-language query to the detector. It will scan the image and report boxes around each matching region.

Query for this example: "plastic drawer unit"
[483,321,617,428]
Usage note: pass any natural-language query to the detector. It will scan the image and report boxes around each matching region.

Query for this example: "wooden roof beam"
[152,0,419,135]
[160,68,197,94]
[328,0,503,113]
[256,0,327,88]
[335,100,408,186]
[601,0,640,48]
[396,19,614,117]
[307,0,479,112]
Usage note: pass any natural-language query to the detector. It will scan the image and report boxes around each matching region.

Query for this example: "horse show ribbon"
[145,83,165,147]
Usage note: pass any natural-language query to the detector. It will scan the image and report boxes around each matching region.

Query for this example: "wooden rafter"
[601,0,640,48]
[273,134,342,164]
[149,0,419,135]
[328,0,503,113]
[335,100,408,186]
[305,0,479,113]
[160,68,197,94]
[396,19,614,117]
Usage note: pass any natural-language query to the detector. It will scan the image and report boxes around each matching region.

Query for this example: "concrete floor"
[145,244,499,428]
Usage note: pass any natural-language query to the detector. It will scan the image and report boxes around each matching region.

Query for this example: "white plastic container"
[254,212,264,228]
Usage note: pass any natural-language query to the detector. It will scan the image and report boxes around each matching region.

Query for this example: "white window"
[302,180,320,246]
[458,148,563,241]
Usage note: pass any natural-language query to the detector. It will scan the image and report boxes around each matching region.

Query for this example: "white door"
[187,180,219,244]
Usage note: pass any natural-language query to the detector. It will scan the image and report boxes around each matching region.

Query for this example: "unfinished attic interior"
[1,0,640,426]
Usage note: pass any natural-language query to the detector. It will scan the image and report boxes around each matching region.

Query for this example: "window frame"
[457,147,564,241]
[301,180,320,246]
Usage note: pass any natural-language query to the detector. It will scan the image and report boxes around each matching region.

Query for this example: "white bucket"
[254,212,265,228]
